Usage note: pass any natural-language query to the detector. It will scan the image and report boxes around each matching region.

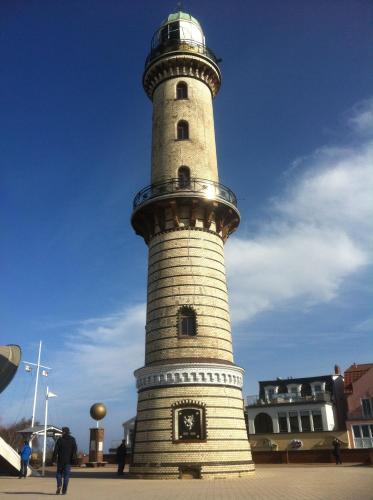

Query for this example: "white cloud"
[348,97,373,134]
[226,99,373,323]
[51,303,145,407]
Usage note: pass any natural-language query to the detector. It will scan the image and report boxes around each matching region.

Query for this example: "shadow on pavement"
[42,469,131,479]
[2,493,56,496]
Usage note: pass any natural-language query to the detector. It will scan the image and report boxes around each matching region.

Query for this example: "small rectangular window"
[278,413,288,433]
[289,411,299,432]
[361,425,370,438]
[312,410,323,431]
[353,425,361,438]
[300,411,311,432]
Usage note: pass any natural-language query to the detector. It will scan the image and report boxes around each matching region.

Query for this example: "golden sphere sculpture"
[90,403,107,421]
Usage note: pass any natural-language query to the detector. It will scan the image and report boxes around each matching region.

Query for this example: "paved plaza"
[0,465,372,500]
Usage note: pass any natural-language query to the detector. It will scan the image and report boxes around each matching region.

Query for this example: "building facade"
[246,369,348,451]
[344,363,373,449]
[129,11,254,479]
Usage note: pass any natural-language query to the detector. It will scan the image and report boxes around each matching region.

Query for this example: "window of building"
[353,424,373,448]
[254,413,273,433]
[278,412,288,433]
[362,398,373,417]
[289,411,299,432]
[178,166,191,188]
[362,425,370,438]
[301,383,312,397]
[177,120,189,140]
[312,410,323,431]
[267,388,275,400]
[300,411,311,432]
[176,82,188,100]
[353,425,361,438]
[313,384,322,393]
[178,306,196,337]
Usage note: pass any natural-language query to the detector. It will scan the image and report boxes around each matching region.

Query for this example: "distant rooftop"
[344,363,373,390]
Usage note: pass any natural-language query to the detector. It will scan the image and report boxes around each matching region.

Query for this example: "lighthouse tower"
[130,11,254,479]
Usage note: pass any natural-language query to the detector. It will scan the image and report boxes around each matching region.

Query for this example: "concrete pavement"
[0,465,372,500]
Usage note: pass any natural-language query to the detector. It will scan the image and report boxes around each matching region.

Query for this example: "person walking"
[19,441,32,478]
[116,439,127,475]
[332,438,342,465]
[52,427,77,495]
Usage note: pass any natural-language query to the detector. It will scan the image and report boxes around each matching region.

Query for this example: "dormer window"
[176,82,188,100]
[264,385,278,401]
[310,381,326,395]
[267,388,275,400]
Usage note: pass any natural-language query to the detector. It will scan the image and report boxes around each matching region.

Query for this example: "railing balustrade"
[146,39,219,67]
[133,177,237,210]
[246,391,331,406]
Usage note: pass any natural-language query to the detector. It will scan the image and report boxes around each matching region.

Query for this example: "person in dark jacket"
[116,439,127,475]
[19,441,32,478]
[52,427,77,495]
[332,438,342,464]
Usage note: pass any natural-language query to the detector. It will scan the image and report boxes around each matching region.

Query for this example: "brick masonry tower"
[130,11,255,479]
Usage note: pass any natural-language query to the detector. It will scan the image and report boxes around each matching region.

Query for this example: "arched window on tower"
[176,82,188,100]
[177,120,189,140]
[178,166,191,188]
[178,306,197,337]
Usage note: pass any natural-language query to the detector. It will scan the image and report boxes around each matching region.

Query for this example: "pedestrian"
[52,427,77,495]
[332,438,342,465]
[116,439,127,475]
[19,440,32,478]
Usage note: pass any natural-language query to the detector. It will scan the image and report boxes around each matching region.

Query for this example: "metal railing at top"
[133,177,237,210]
[145,39,219,67]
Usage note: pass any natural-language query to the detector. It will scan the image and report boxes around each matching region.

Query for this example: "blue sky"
[1,0,373,452]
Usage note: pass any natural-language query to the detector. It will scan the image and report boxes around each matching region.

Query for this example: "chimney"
[334,364,341,375]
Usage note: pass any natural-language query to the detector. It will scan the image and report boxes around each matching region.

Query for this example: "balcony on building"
[246,391,332,407]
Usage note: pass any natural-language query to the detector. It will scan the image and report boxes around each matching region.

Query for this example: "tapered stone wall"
[130,11,255,479]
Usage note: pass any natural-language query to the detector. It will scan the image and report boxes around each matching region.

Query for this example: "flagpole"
[42,386,48,477]
[31,341,42,428]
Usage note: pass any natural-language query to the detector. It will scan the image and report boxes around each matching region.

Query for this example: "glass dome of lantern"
[145,11,218,67]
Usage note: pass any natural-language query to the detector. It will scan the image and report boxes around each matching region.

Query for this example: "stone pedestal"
[88,428,104,464]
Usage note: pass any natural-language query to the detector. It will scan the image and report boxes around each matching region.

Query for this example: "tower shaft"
[130,11,254,479]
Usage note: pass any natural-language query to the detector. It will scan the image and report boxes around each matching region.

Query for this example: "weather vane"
[176,1,184,10]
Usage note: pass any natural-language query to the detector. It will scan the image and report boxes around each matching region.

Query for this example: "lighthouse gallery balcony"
[133,177,237,211]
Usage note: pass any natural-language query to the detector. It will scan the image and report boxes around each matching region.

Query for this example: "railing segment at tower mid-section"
[133,177,237,211]
[145,39,219,68]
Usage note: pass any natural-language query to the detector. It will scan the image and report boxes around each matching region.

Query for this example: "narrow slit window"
[177,120,189,140]
[178,307,196,337]
[176,82,188,100]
